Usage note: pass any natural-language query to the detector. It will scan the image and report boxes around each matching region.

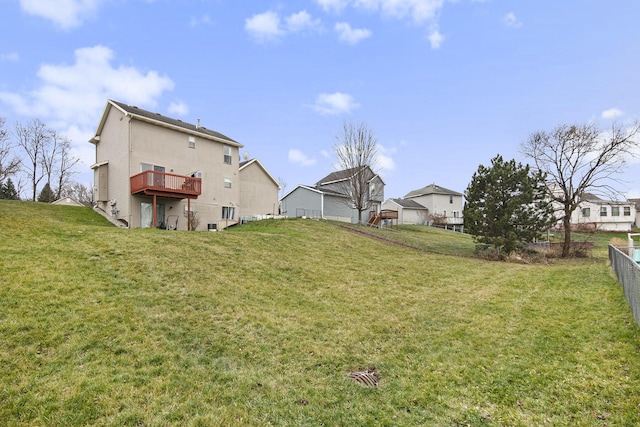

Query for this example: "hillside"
[1,200,639,426]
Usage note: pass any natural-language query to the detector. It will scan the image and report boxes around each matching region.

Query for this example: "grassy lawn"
[1,200,639,426]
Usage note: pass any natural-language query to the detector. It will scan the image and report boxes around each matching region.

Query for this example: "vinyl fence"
[608,244,640,328]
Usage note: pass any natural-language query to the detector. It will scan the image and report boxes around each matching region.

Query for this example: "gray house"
[280,166,384,223]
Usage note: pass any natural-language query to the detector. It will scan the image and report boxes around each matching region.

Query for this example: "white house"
[558,193,636,232]
[382,183,464,227]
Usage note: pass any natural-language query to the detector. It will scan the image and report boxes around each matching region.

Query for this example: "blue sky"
[2,0,640,200]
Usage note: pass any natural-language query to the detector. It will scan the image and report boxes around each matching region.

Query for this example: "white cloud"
[288,149,317,167]
[315,0,349,13]
[310,92,360,115]
[376,144,397,172]
[502,12,522,28]
[602,108,624,119]
[20,0,104,29]
[168,101,189,116]
[246,10,322,42]
[0,45,174,173]
[245,11,284,42]
[335,22,372,45]
[286,10,322,33]
[189,14,212,28]
[1,52,20,62]
[353,0,445,24]
[428,28,444,49]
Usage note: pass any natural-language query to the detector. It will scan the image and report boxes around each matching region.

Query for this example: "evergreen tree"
[0,178,19,200]
[464,155,554,256]
[37,182,55,203]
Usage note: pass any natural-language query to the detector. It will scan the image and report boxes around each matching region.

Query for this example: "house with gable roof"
[382,183,464,227]
[89,99,279,230]
[558,193,635,232]
[280,166,384,223]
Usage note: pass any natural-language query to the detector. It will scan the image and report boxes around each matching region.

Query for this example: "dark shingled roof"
[404,183,462,198]
[111,100,239,144]
[316,166,374,186]
[389,198,427,209]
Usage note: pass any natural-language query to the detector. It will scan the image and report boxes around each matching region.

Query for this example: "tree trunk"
[562,213,572,258]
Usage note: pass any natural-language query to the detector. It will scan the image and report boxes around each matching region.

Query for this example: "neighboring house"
[557,193,636,232]
[280,166,384,223]
[628,198,640,228]
[381,198,429,225]
[52,197,85,207]
[89,99,278,231]
[239,158,280,219]
[400,183,464,227]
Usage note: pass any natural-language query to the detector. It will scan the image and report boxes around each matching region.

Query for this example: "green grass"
[1,200,639,426]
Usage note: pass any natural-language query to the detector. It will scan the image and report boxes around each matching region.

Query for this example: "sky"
[2,0,640,200]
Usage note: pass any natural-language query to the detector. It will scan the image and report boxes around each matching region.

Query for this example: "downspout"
[127,112,133,228]
[321,192,324,220]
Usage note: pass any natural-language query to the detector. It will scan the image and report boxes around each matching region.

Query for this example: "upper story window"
[611,206,620,216]
[449,195,453,204]
[581,207,591,217]
[188,136,195,149]
[224,177,232,188]
[624,206,631,216]
[600,206,607,216]
[223,145,232,164]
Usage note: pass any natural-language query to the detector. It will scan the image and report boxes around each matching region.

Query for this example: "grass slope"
[1,200,639,426]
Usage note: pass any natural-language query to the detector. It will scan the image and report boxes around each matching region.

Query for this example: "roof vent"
[196,118,201,129]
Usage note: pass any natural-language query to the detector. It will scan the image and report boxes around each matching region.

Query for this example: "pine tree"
[464,155,554,256]
[0,178,19,200]
[38,182,55,203]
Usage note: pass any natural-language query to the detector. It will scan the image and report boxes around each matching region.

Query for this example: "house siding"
[92,101,251,230]
[407,193,464,225]
[94,107,131,223]
[239,162,279,218]
[281,187,322,218]
[323,195,356,223]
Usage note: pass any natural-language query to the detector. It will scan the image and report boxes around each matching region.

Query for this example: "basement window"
[222,206,235,220]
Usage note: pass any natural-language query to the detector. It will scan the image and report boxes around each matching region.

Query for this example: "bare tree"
[0,118,21,184]
[14,119,52,201]
[54,135,79,199]
[333,120,380,224]
[60,181,94,206]
[521,122,640,257]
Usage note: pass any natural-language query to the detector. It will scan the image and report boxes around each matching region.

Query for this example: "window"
[188,136,195,149]
[449,195,453,204]
[453,211,460,218]
[600,206,607,216]
[222,206,235,219]
[624,206,631,216]
[223,145,232,164]
[224,177,232,188]
[581,207,590,217]
[611,206,620,216]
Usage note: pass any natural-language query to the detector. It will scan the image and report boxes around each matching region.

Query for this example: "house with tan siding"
[89,100,278,230]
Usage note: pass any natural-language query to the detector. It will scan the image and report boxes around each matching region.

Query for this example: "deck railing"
[130,170,201,198]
